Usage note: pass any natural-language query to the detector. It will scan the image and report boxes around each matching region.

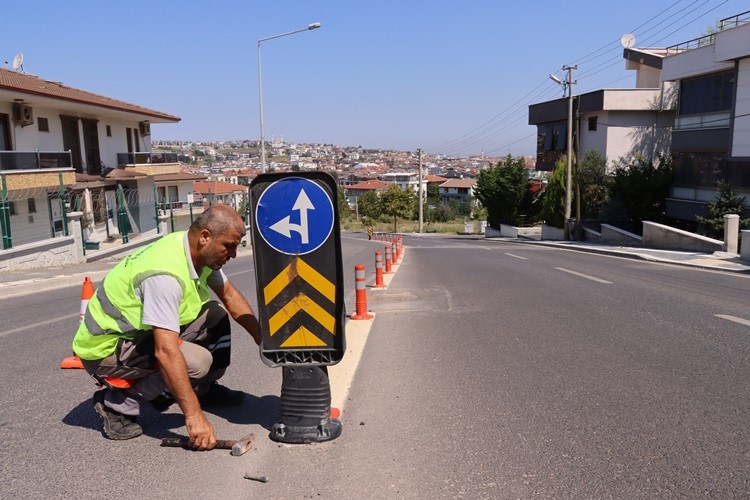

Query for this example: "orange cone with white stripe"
[60,277,94,369]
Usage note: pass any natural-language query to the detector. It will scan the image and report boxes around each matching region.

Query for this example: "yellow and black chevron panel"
[250,172,346,367]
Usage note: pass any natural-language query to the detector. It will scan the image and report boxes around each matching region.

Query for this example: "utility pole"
[418,148,424,233]
[563,65,577,241]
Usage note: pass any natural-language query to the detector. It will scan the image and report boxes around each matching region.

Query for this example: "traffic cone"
[60,277,95,369]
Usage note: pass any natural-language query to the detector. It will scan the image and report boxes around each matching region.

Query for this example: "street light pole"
[257,22,321,174]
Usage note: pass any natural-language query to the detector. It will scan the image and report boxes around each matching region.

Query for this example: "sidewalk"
[0,236,252,300]
[493,237,750,273]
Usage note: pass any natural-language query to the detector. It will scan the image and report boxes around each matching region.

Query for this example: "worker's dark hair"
[189,203,246,236]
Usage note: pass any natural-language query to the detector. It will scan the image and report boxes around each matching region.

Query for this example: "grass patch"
[340,217,482,235]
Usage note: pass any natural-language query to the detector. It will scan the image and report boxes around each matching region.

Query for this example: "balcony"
[666,10,750,55]
[0,151,74,172]
[117,151,179,166]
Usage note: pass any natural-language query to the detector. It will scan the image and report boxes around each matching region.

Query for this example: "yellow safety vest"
[72,231,212,360]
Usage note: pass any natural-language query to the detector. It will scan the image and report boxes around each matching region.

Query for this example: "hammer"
[160,432,255,456]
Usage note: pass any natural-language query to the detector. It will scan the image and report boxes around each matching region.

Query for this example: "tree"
[337,187,352,220]
[695,181,750,238]
[576,149,609,219]
[542,155,568,228]
[601,157,672,235]
[475,154,538,228]
[356,191,382,221]
[380,185,415,232]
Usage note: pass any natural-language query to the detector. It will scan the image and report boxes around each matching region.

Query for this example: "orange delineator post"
[384,245,393,274]
[350,264,373,320]
[391,241,397,263]
[60,276,95,369]
[373,251,386,289]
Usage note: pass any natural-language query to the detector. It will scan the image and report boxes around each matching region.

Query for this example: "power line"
[427,0,730,157]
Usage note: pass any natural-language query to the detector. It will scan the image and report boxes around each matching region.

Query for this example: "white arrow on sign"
[270,189,315,244]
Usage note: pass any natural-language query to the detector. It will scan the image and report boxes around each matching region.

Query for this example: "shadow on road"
[62,392,281,439]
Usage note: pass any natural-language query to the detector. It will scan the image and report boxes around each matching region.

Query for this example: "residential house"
[344,179,389,207]
[0,67,180,247]
[438,178,477,205]
[660,10,750,220]
[193,180,247,209]
[380,171,427,195]
[528,48,675,172]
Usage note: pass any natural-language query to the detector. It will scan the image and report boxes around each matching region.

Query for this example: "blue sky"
[3,0,743,156]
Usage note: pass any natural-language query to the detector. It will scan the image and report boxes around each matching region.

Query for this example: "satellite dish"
[11,53,24,71]
[620,33,636,49]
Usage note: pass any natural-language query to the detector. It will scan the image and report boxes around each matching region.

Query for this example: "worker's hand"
[185,413,216,451]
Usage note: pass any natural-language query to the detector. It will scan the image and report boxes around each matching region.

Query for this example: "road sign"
[255,177,334,255]
[250,172,345,367]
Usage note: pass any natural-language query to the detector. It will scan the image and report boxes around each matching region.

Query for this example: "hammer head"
[231,433,255,456]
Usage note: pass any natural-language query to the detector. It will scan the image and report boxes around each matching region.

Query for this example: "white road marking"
[505,253,528,260]
[0,313,78,338]
[555,267,613,284]
[226,269,253,277]
[715,314,750,327]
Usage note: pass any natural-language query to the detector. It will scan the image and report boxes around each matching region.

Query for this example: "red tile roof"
[425,175,448,183]
[0,68,180,122]
[194,181,247,195]
[439,179,476,188]
[346,179,389,191]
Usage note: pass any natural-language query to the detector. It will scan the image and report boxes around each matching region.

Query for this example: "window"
[37,117,49,132]
[27,198,36,213]
[106,125,112,137]
[588,117,598,131]
[679,71,734,116]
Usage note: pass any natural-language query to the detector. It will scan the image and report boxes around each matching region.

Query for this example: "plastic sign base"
[269,365,343,444]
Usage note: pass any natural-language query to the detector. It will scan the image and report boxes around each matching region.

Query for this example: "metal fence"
[1,181,251,250]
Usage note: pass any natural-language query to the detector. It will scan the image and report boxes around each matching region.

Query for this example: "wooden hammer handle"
[160,437,235,449]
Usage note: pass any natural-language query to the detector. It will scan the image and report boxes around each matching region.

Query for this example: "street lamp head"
[308,22,322,30]
[548,73,562,85]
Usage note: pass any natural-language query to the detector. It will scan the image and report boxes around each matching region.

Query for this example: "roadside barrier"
[350,264,373,320]
[60,276,94,369]
[384,245,393,274]
[373,251,386,289]
[391,241,397,264]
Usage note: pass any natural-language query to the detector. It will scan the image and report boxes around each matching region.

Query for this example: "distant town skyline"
[4,1,742,156]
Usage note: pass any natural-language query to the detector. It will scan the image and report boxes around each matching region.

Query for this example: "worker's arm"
[153,326,216,450]
[210,280,261,346]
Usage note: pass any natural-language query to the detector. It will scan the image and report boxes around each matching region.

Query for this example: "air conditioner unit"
[139,121,151,136]
[13,103,34,127]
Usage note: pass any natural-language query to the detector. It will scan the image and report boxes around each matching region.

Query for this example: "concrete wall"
[642,220,723,252]
[600,224,643,245]
[0,212,84,271]
[541,224,565,240]
[741,230,750,261]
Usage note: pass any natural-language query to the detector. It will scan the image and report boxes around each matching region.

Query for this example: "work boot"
[93,390,142,440]
[198,382,245,407]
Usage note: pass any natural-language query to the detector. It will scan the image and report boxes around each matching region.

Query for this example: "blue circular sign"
[255,177,334,255]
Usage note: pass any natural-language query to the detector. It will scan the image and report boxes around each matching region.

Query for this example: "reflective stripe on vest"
[83,286,137,335]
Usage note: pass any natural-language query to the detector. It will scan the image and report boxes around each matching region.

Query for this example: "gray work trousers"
[82,300,231,416]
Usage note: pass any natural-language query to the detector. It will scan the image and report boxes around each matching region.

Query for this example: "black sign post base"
[270,365,342,444]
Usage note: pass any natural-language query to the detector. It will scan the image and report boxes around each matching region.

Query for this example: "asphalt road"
[1,233,749,498]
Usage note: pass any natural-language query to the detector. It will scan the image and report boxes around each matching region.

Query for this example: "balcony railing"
[719,10,750,30]
[666,34,716,55]
[0,151,73,172]
[117,151,179,166]
[667,10,750,55]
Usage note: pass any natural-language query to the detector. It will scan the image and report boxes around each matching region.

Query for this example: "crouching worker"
[72,204,261,450]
